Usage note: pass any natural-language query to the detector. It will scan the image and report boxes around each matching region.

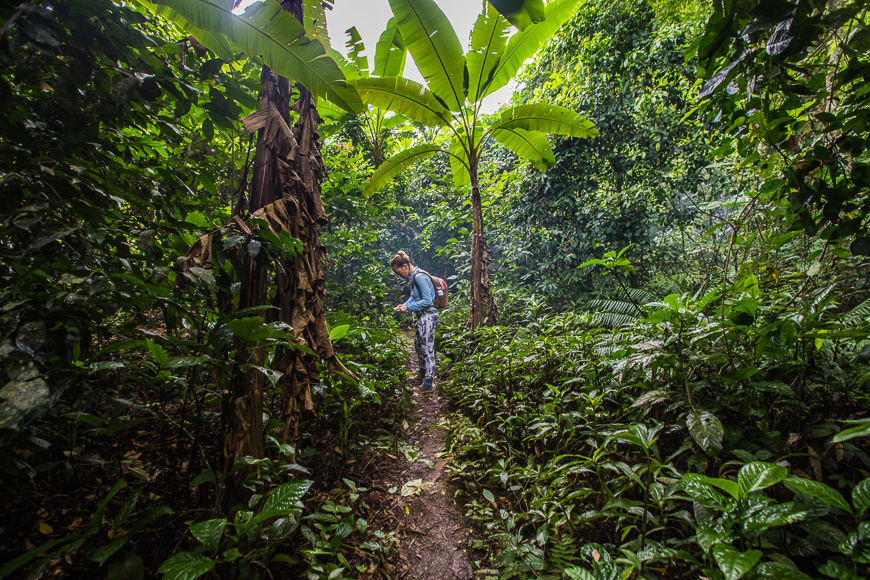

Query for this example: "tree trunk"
[468,176,498,330]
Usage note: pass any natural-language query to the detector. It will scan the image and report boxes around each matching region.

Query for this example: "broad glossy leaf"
[374,17,406,78]
[257,480,312,522]
[784,475,852,513]
[491,127,554,171]
[328,324,349,342]
[389,0,466,110]
[564,567,595,580]
[350,77,451,127]
[742,502,808,530]
[684,473,739,500]
[681,480,734,509]
[832,418,870,443]
[189,518,227,551]
[738,462,787,497]
[364,144,442,197]
[147,0,363,113]
[747,562,813,579]
[487,0,545,30]
[486,0,582,97]
[712,544,762,580]
[853,477,870,516]
[156,551,215,580]
[467,3,511,102]
[687,409,724,455]
[344,26,368,77]
[491,103,598,138]
[140,2,233,59]
[696,524,731,553]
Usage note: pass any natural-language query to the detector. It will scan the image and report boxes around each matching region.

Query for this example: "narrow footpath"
[351,330,475,579]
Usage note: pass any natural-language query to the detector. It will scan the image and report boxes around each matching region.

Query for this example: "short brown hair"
[390,250,412,269]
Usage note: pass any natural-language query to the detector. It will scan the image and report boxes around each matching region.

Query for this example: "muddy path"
[347,330,475,579]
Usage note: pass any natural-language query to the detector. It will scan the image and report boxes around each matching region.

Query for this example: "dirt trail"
[353,330,474,579]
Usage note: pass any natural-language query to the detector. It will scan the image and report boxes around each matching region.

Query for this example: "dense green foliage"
[1,0,869,578]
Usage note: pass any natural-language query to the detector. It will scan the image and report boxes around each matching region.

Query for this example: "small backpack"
[412,269,448,309]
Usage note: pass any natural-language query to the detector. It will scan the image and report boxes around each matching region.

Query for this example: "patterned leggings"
[414,311,439,380]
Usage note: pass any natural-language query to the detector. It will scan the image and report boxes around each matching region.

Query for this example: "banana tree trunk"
[225,0,353,501]
[468,171,498,329]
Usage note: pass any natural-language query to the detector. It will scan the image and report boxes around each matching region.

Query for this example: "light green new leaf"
[491,127,554,171]
[449,123,482,188]
[344,26,369,77]
[711,544,762,580]
[487,0,546,30]
[364,144,443,197]
[783,475,852,513]
[492,103,598,138]
[316,97,352,123]
[148,0,363,113]
[467,3,511,102]
[350,77,452,127]
[738,462,787,497]
[374,17,407,78]
[389,0,466,111]
[302,0,330,49]
[486,0,583,97]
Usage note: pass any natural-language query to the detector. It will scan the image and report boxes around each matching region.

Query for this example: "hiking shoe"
[420,378,433,391]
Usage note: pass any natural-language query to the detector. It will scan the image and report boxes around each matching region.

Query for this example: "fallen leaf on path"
[401,479,422,496]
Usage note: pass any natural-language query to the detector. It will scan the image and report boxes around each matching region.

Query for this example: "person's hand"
[394,304,408,312]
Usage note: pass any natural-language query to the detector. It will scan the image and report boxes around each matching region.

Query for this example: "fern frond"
[590,312,637,328]
[845,297,870,325]
[589,299,640,317]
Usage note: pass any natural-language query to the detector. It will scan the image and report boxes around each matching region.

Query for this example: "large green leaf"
[364,144,443,197]
[853,477,870,516]
[156,552,215,580]
[189,518,227,552]
[683,473,739,500]
[373,17,407,78]
[487,0,545,30]
[687,409,724,455]
[344,26,369,77]
[738,462,787,497]
[491,103,598,138]
[350,77,451,127]
[147,0,363,113]
[712,545,762,580]
[389,0,466,111]
[302,0,330,49]
[783,475,852,513]
[256,480,313,522]
[140,1,234,59]
[491,127,554,171]
[467,3,511,103]
[486,0,583,97]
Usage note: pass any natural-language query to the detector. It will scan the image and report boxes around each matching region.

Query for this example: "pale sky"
[326,0,514,112]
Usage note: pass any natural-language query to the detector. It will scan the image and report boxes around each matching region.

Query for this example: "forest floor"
[345,329,478,580]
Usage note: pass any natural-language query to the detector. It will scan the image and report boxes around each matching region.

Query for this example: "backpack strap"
[410,269,434,296]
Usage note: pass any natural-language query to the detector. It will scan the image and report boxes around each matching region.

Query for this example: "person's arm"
[406,273,435,311]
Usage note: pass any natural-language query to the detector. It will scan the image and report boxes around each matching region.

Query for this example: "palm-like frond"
[147,0,363,113]
[389,0,466,111]
[467,3,511,103]
[364,144,443,197]
[350,77,452,127]
[486,0,582,97]
[845,297,870,325]
[589,299,642,317]
[302,0,330,49]
[490,103,598,138]
[491,127,555,171]
[373,17,407,78]
[487,0,545,30]
[344,26,369,77]
[590,312,638,329]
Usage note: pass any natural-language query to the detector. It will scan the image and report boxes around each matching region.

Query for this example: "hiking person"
[391,251,438,391]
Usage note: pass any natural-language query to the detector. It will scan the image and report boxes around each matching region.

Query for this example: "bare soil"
[346,330,476,580]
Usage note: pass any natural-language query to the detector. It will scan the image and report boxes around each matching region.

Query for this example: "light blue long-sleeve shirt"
[404,267,436,313]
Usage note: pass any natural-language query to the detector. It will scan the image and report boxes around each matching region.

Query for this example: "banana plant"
[361,0,597,329]
[319,18,411,168]
[141,0,363,114]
